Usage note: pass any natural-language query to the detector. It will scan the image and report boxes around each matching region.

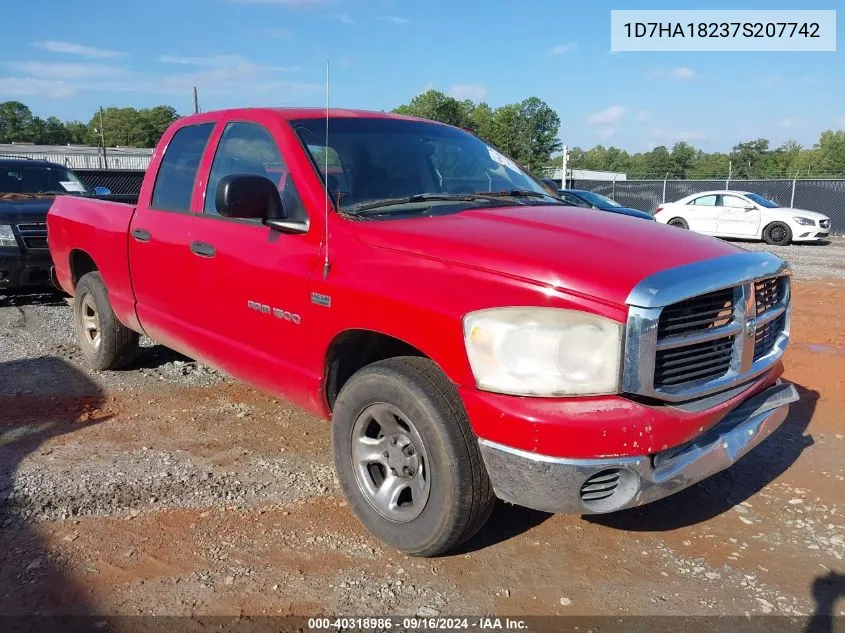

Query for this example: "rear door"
[186,114,320,404]
[128,119,216,349]
[716,193,761,236]
[682,194,719,233]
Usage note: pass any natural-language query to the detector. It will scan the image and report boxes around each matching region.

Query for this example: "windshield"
[0,163,89,195]
[290,117,555,214]
[576,191,622,208]
[742,192,779,208]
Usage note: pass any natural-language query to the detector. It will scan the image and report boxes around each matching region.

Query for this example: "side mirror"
[216,174,282,220]
[93,186,111,196]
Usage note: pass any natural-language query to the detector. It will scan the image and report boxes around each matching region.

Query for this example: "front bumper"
[0,249,53,289]
[478,380,799,515]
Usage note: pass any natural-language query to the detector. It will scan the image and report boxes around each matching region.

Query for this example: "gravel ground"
[1,242,844,619]
[734,236,845,280]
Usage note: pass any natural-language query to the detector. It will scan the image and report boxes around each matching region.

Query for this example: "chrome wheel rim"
[80,294,101,351]
[350,403,431,522]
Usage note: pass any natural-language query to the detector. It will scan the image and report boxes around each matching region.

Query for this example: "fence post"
[612,174,617,199]
[662,173,668,203]
[790,177,797,208]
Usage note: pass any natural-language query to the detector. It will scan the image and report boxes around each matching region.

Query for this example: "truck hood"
[354,204,742,307]
[0,196,54,224]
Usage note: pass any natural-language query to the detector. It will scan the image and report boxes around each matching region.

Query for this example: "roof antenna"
[322,59,331,280]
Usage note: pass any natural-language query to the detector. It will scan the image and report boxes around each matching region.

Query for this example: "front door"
[128,120,216,349]
[187,117,319,407]
[716,193,761,236]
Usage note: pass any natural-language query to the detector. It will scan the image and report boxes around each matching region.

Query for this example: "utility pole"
[561,144,568,189]
[98,106,108,169]
[193,87,199,114]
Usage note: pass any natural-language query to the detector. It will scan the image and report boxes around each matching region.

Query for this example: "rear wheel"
[74,272,139,370]
[331,357,495,557]
[668,217,689,229]
[763,221,792,246]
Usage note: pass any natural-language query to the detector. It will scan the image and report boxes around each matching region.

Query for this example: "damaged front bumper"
[478,380,800,515]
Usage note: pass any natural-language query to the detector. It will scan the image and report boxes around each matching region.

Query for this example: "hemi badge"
[311,292,331,307]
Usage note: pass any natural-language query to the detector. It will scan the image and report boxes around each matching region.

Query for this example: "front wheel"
[667,217,689,229]
[763,221,792,246]
[74,272,140,370]
[331,357,495,557]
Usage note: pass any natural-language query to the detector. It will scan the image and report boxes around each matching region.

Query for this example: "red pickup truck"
[47,108,799,556]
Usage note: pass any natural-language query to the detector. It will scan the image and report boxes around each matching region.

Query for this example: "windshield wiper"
[473,189,547,198]
[347,193,489,214]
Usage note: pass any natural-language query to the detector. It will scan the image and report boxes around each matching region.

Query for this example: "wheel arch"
[68,249,99,291]
[323,328,435,412]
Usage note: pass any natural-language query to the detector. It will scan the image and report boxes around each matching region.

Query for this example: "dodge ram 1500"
[47,108,799,556]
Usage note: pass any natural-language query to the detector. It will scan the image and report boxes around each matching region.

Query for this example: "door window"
[150,123,215,212]
[689,195,718,206]
[204,121,307,221]
[721,195,751,208]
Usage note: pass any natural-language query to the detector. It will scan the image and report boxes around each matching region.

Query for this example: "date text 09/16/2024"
[306,617,529,630]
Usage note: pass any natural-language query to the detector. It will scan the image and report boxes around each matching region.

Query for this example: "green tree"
[670,141,696,177]
[815,130,845,176]
[393,90,476,130]
[730,138,771,178]
[0,101,35,143]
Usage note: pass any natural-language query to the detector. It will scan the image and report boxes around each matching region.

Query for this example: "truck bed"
[47,195,140,332]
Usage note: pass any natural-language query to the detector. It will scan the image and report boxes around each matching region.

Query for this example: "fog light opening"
[579,468,639,513]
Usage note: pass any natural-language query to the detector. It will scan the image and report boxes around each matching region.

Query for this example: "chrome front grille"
[623,252,792,403]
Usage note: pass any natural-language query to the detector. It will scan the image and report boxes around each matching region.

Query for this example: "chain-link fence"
[75,169,146,195]
[571,178,845,235]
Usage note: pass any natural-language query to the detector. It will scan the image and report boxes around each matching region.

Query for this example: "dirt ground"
[1,241,844,621]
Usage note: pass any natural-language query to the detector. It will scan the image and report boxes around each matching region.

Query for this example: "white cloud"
[0,53,318,103]
[333,13,355,24]
[380,16,411,24]
[635,110,649,122]
[674,131,707,142]
[668,66,696,79]
[32,40,127,59]
[549,43,577,55]
[587,105,625,125]
[838,117,845,127]
[158,54,300,72]
[0,76,76,98]
[447,83,487,101]
[650,128,706,143]
[421,81,436,93]
[596,127,618,140]
[6,61,127,81]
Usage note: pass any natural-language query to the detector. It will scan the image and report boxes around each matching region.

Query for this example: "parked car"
[48,107,798,557]
[0,158,110,290]
[654,190,831,245]
[558,188,655,221]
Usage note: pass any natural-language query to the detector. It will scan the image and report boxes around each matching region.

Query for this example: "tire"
[763,221,792,246]
[73,271,139,370]
[668,217,689,229]
[332,356,495,557]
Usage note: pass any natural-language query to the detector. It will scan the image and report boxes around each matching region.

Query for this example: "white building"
[0,143,153,170]
[546,168,628,182]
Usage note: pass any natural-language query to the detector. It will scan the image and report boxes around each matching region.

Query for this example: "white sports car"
[653,190,831,245]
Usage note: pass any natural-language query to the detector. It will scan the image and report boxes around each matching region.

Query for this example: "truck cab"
[47,108,798,557]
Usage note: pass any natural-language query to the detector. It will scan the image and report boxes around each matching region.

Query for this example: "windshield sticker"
[60,181,86,193]
[487,147,520,172]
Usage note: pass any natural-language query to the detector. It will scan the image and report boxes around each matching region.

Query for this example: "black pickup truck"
[0,157,115,290]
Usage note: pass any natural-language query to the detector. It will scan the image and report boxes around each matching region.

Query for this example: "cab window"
[150,123,215,212]
[689,195,717,206]
[204,121,307,221]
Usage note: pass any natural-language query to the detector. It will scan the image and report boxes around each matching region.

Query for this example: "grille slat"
[657,289,734,339]
[22,237,49,250]
[755,277,782,316]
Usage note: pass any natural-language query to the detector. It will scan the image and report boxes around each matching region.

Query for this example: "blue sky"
[1,0,842,152]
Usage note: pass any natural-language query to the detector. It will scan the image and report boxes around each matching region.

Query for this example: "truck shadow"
[0,288,68,308]
[586,382,818,532]
[0,356,109,616]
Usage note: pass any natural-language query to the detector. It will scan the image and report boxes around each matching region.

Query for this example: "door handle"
[190,241,216,258]
[131,228,151,242]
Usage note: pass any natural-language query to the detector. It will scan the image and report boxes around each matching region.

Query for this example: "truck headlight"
[0,225,17,247]
[462,307,623,396]
[793,217,815,226]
